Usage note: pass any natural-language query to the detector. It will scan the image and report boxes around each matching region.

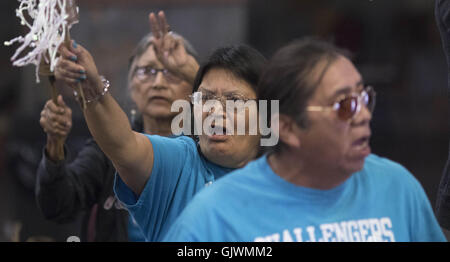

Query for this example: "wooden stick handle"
[48,76,65,161]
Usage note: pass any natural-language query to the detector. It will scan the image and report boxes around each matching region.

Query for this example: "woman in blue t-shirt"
[53,11,267,241]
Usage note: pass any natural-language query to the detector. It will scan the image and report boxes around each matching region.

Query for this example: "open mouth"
[207,124,229,141]
[149,96,169,101]
[352,135,371,156]
[353,136,369,146]
[147,96,170,105]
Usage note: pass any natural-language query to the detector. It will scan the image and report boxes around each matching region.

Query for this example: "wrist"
[179,56,199,84]
[74,75,110,108]
[46,136,66,162]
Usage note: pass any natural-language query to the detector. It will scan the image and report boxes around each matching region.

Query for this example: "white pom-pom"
[6,0,79,83]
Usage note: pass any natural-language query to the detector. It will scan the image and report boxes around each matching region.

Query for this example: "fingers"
[149,11,171,43]
[158,11,170,35]
[57,95,67,108]
[40,113,71,136]
[149,12,161,39]
[45,98,71,122]
[55,57,86,84]
[162,34,182,53]
[59,44,78,63]
[40,99,72,136]
[69,40,85,57]
[45,99,64,114]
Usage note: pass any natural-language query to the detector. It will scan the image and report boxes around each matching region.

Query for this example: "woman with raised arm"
[54,11,267,241]
[36,11,199,241]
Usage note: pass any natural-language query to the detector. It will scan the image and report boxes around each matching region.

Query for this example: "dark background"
[0,0,448,241]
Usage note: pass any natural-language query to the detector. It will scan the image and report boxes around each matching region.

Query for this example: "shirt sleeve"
[35,139,110,223]
[114,135,197,241]
[405,170,447,242]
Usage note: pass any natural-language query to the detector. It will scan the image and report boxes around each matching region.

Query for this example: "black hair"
[257,37,352,152]
[192,45,267,94]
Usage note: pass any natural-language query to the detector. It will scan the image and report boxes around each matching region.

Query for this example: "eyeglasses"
[134,66,182,84]
[189,91,256,113]
[190,91,255,105]
[306,85,376,121]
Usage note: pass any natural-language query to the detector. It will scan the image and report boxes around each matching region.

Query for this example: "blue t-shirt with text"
[114,135,234,241]
[164,154,446,242]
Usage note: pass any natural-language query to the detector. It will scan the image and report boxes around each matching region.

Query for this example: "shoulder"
[190,157,264,205]
[362,154,421,190]
[145,134,197,150]
[364,154,411,175]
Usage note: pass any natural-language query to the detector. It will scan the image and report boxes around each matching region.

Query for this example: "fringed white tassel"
[4,0,77,83]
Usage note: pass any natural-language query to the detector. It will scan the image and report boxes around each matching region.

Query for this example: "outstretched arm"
[55,41,153,195]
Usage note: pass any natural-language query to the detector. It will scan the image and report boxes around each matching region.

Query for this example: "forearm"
[45,137,66,162]
[82,91,136,167]
[36,152,80,222]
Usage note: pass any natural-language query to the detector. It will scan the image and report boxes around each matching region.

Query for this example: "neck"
[209,151,256,169]
[267,149,351,190]
[142,114,173,136]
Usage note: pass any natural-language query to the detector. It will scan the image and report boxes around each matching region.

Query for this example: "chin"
[200,139,232,158]
[144,105,173,119]
[345,158,367,174]
[207,142,231,156]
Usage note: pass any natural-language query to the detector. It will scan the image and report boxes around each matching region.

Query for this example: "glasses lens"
[367,89,376,113]
[337,96,358,120]
[165,71,182,84]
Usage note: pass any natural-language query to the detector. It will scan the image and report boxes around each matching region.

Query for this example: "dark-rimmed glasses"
[134,66,182,84]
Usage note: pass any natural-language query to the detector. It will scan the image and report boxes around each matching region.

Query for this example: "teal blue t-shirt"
[163,154,446,242]
[114,135,234,241]
[128,215,146,241]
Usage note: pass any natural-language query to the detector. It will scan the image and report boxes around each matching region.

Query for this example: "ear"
[274,113,301,148]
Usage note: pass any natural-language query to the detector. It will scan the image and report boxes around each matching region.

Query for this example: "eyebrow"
[329,79,364,101]
[197,87,246,96]
[137,62,159,68]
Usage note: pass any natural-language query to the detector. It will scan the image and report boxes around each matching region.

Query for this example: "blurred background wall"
[0,0,448,241]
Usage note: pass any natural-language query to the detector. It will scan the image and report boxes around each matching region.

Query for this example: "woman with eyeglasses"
[36,11,199,241]
[163,38,446,242]
[54,11,267,241]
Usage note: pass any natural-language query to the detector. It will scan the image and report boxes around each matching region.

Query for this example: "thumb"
[70,40,83,56]
[58,95,67,111]
[57,95,67,108]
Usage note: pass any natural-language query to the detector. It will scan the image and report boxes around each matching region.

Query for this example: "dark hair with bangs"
[192,45,267,94]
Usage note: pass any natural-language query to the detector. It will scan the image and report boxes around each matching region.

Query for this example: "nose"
[152,71,168,90]
[352,101,372,126]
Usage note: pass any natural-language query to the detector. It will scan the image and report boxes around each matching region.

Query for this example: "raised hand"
[149,11,199,84]
[55,41,104,104]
